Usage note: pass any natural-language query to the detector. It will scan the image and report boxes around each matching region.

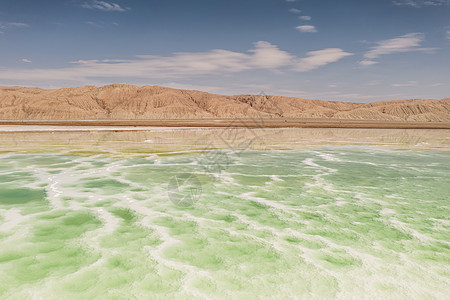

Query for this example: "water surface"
[0,128,449,299]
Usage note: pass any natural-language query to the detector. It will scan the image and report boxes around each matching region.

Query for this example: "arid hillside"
[0,84,449,122]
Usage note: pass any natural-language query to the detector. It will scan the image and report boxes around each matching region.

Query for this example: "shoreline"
[1,119,450,130]
[0,126,211,133]
[1,127,449,153]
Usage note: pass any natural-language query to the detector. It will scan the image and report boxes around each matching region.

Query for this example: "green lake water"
[0,128,449,299]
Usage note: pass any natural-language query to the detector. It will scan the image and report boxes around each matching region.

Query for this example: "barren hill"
[0,84,449,122]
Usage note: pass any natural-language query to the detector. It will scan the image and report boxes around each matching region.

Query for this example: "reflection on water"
[0,128,449,156]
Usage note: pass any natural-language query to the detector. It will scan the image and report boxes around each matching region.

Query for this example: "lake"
[0,128,449,299]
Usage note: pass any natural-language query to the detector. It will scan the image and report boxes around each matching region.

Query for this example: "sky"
[0,0,449,102]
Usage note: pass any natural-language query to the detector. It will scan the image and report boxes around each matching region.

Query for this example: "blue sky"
[0,0,449,102]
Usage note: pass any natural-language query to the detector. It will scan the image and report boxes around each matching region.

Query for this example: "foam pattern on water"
[0,148,449,299]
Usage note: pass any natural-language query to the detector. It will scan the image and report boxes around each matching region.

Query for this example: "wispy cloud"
[447,30,450,40]
[85,21,104,28]
[296,25,317,33]
[359,60,378,66]
[393,0,450,7]
[392,81,418,87]
[295,48,354,72]
[289,8,302,13]
[81,1,129,12]
[298,16,311,21]
[85,21,119,28]
[275,89,381,101]
[366,80,381,86]
[0,42,353,84]
[365,33,424,59]
[4,22,28,28]
[21,59,32,63]
[0,22,28,33]
[361,33,434,66]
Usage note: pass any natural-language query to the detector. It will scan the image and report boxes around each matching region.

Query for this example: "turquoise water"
[0,132,449,299]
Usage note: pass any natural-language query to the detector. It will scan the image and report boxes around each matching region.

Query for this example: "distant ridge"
[0,84,449,122]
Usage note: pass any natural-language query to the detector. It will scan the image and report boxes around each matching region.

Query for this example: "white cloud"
[296,25,317,33]
[289,8,302,13]
[81,1,128,12]
[248,41,293,69]
[0,42,353,84]
[362,33,434,65]
[365,33,423,59]
[21,59,32,63]
[298,16,311,21]
[393,0,450,7]
[392,81,418,87]
[295,48,354,72]
[359,60,378,66]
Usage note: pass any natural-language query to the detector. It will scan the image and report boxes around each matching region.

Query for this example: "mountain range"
[1,84,449,122]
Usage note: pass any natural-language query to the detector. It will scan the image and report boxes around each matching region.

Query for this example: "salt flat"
[0,128,449,298]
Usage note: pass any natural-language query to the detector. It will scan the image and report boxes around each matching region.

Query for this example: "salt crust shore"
[0,119,450,130]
